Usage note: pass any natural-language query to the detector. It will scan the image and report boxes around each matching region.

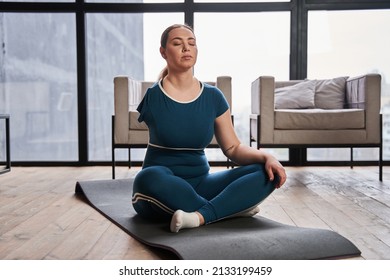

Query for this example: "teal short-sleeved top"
[137,80,229,179]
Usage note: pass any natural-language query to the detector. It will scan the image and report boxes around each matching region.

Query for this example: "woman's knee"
[242,163,276,196]
[234,163,265,176]
[133,199,171,221]
[132,166,175,221]
[133,166,172,193]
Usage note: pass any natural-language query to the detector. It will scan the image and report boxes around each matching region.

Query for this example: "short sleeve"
[214,88,229,117]
[137,91,148,123]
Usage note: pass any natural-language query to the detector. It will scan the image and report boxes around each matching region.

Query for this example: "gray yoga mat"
[75,178,361,260]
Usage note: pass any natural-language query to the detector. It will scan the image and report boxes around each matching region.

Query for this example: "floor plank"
[0,166,390,260]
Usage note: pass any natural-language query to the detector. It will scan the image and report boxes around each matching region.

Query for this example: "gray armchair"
[250,74,383,180]
[112,76,232,179]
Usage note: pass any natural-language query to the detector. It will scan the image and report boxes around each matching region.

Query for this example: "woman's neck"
[164,70,194,88]
[162,71,201,102]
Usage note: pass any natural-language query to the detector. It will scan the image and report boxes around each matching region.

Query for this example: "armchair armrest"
[346,74,381,109]
[216,76,232,110]
[113,76,142,144]
[346,73,381,143]
[251,76,275,144]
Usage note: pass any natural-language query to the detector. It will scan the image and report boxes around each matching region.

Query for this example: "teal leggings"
[132,163,277,224]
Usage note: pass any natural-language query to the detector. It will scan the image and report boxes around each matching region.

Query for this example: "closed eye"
[171,37,196,46]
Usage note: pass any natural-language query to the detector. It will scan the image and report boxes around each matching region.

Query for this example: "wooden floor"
[1,165,390,260]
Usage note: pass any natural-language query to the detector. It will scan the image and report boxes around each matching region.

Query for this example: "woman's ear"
[160,47,167,59]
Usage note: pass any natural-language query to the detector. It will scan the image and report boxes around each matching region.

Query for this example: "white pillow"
[275,80,316,109]
[314,77,348,109]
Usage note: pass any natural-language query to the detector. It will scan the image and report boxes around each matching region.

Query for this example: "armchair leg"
[128,148,132,169]
[350,147,354,169]
[380,145,383,182]
[112,148,116,179]
[112,115,116,179]
[380,114,383,181]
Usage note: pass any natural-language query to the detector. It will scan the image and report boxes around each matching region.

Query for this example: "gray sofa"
[250,74,383,180]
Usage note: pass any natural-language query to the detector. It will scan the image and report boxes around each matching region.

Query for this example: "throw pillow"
[275,80,316,109]
[314,76,348,109]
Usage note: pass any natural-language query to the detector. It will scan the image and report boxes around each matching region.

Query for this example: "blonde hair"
[158,23,195,81]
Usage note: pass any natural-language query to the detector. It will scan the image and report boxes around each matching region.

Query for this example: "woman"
[132,24,286,233]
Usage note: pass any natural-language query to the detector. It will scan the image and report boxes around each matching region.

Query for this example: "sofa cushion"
[314,76,348,109]
[274,108,365,130]
[129,110,148,130]
[274,80,316,109]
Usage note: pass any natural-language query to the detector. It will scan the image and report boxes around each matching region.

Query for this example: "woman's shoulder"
[143,81,163,97]
[201,82,225,98]
[147,81,162,92]
[202,82,217,90]
[200,81,229,112]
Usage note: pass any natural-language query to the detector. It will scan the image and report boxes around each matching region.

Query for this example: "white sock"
[170,210,200,233]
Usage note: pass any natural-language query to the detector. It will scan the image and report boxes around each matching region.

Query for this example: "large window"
[195,12,290,160]
[1,1,390,166]
[0,13,78,161]
[87,13,183,161]
[307,9,390,161]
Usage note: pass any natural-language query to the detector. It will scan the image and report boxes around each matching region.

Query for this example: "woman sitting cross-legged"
[132,23,287,233]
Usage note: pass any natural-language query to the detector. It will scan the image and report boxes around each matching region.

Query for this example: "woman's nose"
[182,44,190,52]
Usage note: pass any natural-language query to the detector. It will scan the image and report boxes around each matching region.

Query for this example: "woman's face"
[160,27,198,73]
